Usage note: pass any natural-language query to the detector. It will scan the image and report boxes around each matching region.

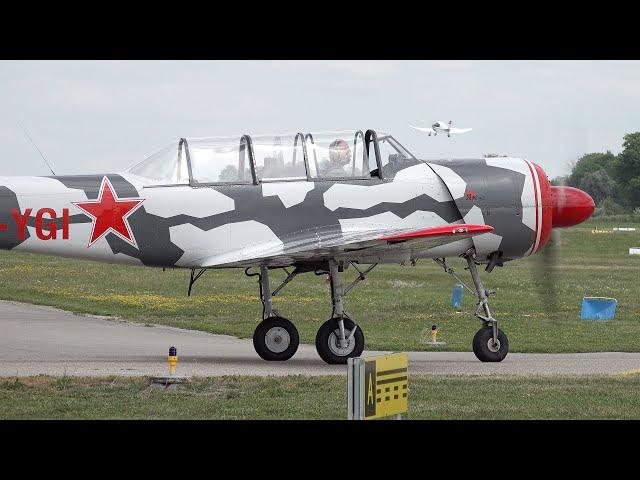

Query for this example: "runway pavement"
[1,300,639,377]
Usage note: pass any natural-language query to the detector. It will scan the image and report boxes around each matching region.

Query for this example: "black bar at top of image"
[1,8,638,60]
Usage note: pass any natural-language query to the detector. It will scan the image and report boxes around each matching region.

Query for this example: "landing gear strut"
[435,249,509,362]
[248,265,300,361]
[315,260,368,364]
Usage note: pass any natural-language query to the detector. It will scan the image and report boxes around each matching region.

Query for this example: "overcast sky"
[0,60,638,179]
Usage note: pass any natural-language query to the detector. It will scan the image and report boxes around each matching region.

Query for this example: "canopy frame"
[139,130,387,187]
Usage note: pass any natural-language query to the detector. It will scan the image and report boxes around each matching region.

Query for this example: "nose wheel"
[253,316,299,361]
[435,250,510,363]
[472,326,509,362]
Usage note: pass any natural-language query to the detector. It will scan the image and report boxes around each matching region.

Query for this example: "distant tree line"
[551,132,640,216]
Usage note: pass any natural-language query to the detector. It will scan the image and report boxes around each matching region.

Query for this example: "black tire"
[315,317,365,365]
[253,317,299,361]
[472,326,509,362]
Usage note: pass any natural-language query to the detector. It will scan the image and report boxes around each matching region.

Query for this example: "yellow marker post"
[421,323,446,346]
[348,352,408,420]
[168,346,177,376]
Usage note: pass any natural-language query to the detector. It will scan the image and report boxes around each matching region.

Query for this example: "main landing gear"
[435,248,509,362]
[249,265,300,361]
[246,260,372,364]
[315,260,367,364]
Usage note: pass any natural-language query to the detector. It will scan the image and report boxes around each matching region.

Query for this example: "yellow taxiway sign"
[348,352,408,420]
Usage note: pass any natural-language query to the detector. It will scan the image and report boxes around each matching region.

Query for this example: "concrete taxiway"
[1,300,639,377]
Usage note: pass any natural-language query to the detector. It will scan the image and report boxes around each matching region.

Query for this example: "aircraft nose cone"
[551,186,595,228]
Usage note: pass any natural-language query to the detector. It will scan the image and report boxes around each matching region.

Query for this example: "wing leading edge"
[199,223,494,268]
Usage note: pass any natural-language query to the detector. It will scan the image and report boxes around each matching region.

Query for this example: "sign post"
[348,353,408,420]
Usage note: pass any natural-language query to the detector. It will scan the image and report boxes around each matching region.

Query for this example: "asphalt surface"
[1,300,640,377]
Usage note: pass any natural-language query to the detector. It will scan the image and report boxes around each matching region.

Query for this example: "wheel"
[472,326,509,362]
[253,316,299,361]
[315,317,364,365]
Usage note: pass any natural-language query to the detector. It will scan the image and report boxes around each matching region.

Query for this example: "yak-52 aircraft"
[0,130,594,364]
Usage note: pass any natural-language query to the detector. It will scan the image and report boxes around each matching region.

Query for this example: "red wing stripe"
[380,224,494,242]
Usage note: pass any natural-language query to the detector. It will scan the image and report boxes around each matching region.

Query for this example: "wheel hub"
[487,338,501,353]
[265,326,290,353]
[328,328,355,356]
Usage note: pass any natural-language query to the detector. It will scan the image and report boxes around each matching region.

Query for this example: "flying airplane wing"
[409,125,436,134]
[449,128,473,134]
[200,223,493,268]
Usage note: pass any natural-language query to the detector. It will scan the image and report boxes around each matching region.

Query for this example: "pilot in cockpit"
[324,139,352,177]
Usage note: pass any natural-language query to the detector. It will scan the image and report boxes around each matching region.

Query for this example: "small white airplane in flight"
[410,120,472,137]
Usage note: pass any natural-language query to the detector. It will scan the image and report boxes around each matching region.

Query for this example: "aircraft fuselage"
[0,156,573,269]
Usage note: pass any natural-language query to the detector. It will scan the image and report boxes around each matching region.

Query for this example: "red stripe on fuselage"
[525,160,540,255]
[533,162,553,252]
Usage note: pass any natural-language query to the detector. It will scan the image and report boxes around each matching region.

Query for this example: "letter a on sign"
[364,360,376,418]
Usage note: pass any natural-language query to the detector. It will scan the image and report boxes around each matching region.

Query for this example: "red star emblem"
[73,177,145,248]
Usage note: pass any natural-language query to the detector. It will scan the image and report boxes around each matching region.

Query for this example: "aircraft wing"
[449,127,472,134]
[200,223,493,268]
[409,125,436,134]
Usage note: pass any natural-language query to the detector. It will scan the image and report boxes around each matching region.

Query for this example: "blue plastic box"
[452,284,464,309]
[580,297,617,320]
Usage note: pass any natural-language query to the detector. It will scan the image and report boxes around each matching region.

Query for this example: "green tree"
[579,169,617,204]
[614,132,640,208]
[601,197,626,215]
[567,151,616,188]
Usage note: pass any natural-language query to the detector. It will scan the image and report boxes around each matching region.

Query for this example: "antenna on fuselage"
[17,121,57,175]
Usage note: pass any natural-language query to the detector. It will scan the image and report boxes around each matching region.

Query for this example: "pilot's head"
[329,139,351,166]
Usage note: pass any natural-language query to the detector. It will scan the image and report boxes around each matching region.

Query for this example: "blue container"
[580,297,617,320]
[452,284,464,309]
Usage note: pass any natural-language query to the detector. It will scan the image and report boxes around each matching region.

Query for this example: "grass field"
[2,374,640,420]
[0,218,638,353]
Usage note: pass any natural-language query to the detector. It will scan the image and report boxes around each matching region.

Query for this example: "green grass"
[2,374,640,420]
[0,218,638,352]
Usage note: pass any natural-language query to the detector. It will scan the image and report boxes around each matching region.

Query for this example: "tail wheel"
[472,326,509,362]
[315,317,364,365]
[253,316,299,361]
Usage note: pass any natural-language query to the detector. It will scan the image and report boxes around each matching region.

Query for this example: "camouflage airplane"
[0,130,594,364]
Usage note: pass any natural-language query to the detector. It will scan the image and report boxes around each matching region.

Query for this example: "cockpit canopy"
[126,130,415,186]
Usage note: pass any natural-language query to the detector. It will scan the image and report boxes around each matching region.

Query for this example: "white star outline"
[71,176,145,249]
